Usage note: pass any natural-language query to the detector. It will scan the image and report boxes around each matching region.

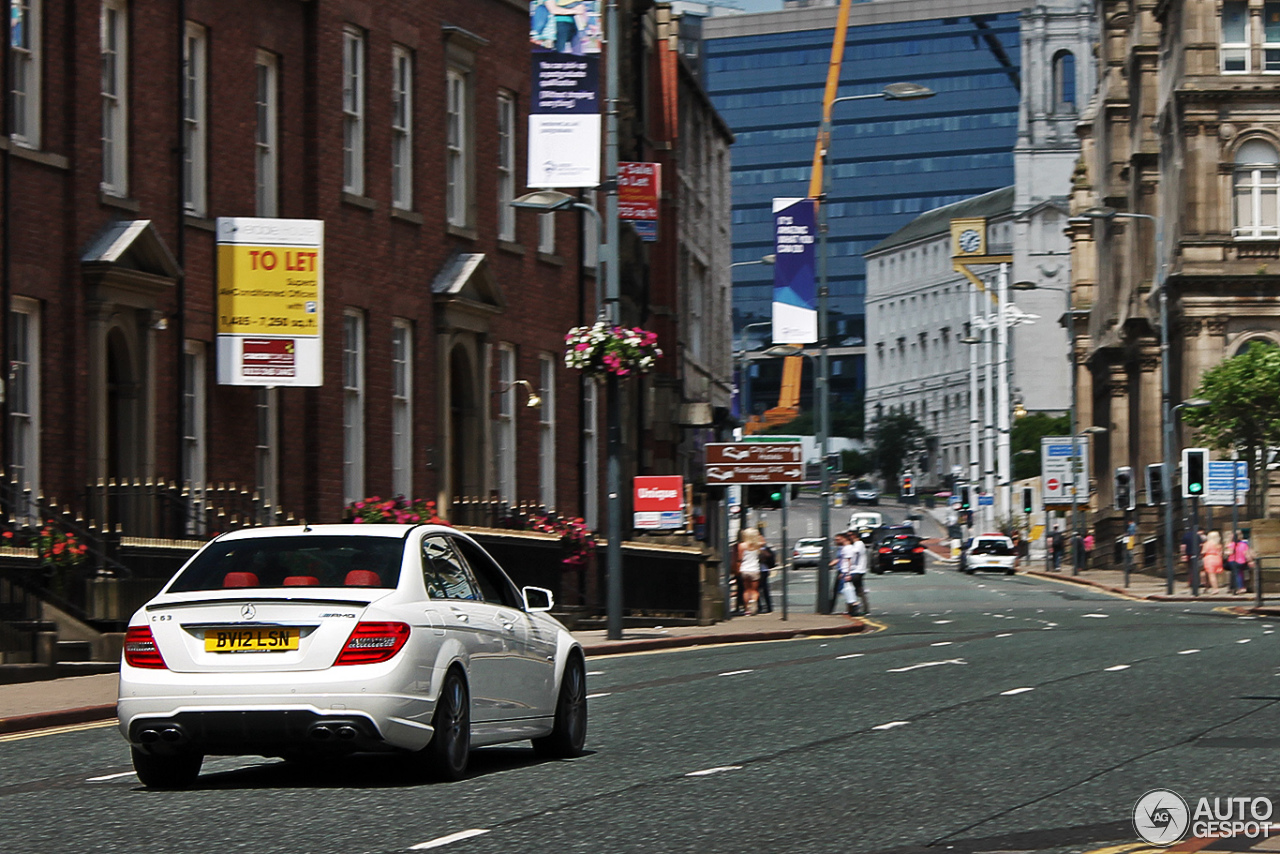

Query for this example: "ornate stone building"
[1071,0,1280,537]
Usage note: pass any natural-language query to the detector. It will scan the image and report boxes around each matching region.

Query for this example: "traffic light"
[959,485,971,510]
[825,452,841,473]
[901,473,914,497]
[1021,486,1034,514]
[1146,463,1166,506]
[1182,448,1208,498]
[745,485,784,509]
[767,488,783,509]
[1114,466,1135,511]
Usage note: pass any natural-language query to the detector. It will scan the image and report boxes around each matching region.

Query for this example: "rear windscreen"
[972,540,1013,556]
[167,536,405,592]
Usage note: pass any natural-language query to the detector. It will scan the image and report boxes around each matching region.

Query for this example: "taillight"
[913,547,925,553]
[878,547,891,554]
[124,626,168,669]
[333,622,410,666]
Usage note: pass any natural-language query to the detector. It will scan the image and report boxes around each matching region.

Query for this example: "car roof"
[211,523,456,541]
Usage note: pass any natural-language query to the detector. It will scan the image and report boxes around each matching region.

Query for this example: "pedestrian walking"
[1083,532,1095,569]
[757,541,775,614]
[831,531,868,618]
[1182,525,1205,594]
[736,528,764,615]
[1227,530,1252,595]
[1201,530,1224,593]
[1050,528,1064,571]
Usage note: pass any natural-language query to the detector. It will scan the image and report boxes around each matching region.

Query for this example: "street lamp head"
[761,254,776,265]
[960,335,982,345]
[763,344,804,358]
[1080,425,1108,434]
[1011,280,1039,291]
[1182,397,1211,408]
[882,82,935,101]
[510,190,577,212]
[1081,206,1119,220]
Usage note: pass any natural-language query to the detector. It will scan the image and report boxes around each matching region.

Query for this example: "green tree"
[1182,341,1280,513]
[1011,412,1071,480]
[867,411,931,487]
[841,449,873,478]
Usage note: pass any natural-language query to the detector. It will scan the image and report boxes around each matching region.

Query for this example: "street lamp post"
[814,82,933,613]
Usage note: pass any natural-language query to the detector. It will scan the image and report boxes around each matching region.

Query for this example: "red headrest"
[344,570,381,587]
[283,575,319,587]
[224,572,259,588]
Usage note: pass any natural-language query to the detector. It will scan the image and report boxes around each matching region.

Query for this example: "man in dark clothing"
[758,543,775,614]
[1183,526,1204,595]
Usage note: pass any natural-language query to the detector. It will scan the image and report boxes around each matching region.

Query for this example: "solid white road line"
[887,658,967,673]
[86,771,137,782]
[718,669,755,677]
[685,765,743,777]
[1104,665,1132,672]
[872,721,910,730]
[1000,687,1035,696]
[1178,649,1201,655]
[585,693,612,700]
[409,829,491,850]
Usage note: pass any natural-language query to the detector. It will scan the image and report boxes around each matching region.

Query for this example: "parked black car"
[873,532,926,574]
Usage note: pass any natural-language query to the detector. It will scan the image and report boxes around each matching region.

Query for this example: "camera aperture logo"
[1133,789,1190,846]
[1133,789,1276,846]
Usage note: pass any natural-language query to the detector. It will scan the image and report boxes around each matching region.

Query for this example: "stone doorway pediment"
[432,252,505,334]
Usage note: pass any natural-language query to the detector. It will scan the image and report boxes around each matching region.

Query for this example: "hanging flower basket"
[564,322,662,379]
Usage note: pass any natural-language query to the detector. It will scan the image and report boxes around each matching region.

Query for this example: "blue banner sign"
[771,198,817,344]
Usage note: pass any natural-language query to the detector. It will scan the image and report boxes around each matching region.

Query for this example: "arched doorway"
[449,345,483,498]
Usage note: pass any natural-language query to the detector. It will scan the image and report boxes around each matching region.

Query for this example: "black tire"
[533,653,588,759]
[131,747,202,789]
[916,566,926,574]
[964,568,975,575]
[1005,568,1015,575]
[425,668,471,781]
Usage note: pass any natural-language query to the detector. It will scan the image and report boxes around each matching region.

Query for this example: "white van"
[849,510,883,532]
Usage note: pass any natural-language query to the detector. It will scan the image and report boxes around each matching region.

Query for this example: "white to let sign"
[215,217,324,387]
[1202,460,1249,506]
[1041,436,1090,504]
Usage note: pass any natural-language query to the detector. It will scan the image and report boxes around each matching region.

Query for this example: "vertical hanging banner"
[772,197,818,343]
[215,218,324,386]
[528,2,602,188]
[619,161,660,242]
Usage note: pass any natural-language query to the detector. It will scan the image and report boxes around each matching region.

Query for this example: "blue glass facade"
[704,12,1022,383]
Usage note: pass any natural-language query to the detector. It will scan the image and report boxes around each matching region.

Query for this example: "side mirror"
[522,586,554,612]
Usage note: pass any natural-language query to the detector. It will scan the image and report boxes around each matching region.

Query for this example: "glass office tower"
[703,3,1024,413]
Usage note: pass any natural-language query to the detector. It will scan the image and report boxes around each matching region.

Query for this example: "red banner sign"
[618,162,661,220]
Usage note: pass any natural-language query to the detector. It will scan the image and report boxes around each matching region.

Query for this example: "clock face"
[958,229,982,254]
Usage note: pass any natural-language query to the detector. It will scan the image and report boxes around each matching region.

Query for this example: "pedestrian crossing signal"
[1182,448,1207,498]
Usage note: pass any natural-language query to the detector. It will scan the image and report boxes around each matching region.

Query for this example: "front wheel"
[425,669,471,781]
[131,747,202,789]
[533,653,588,759]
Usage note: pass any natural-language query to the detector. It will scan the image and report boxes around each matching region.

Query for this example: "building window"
[1052,51,1075,112]
[255,51,279,217]
[538,355,555,509]
[101,0,128,195]
[183,23,207,216]
[255,388,278,519]
[391,46,413,210]
[445,67,469,227]
[1266,2,1280,71]
[1234,139,1280,239]
[582,378,598,530]
[538,212,555,254]
[343,311,365,503]
[497,92,516,241]
[342,26,365,196]
[9,300,39,512]
[391,320,413,497]
[494,345,516,502]
[1223,1,1250,73]
[10,0,41,148]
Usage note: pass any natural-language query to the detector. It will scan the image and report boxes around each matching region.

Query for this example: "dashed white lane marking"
[872,721,910,731]
[86,771,136,782]
[930,641,953,647]
[995,633,1012,638]
[887,658,967,673]
[836,653,864,660]
[685,765,743,777]
[409,829,491,850]
[1000,687,1035,696]
[586,693,611,700]
[1082,614,1109,618]
[1104,665,1132,672]
[586,671,605,676]
[1238,639,1253,644]
[933,619,953,624]
[1178,649,1201,655]
[719,669,755,677]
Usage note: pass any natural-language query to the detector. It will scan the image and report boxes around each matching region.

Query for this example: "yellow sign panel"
[216,244,322,336]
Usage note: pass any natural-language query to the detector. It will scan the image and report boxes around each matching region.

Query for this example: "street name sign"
[706,442,804,484]
[1202,460,1248,507]
[1041,436,1090,504]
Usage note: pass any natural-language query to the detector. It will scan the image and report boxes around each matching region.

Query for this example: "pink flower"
[353,517,364,523]
[354,501,366,509]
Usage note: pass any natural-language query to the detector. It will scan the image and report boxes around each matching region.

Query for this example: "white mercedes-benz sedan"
[117,524,587,788]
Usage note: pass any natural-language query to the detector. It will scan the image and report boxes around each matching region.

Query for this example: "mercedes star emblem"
[240,603,256,620]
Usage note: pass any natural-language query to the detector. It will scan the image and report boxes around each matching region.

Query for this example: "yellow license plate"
[895,559,911,564]
[205,627,299,652]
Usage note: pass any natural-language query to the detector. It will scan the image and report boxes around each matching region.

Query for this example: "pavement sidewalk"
[0,611,867,736]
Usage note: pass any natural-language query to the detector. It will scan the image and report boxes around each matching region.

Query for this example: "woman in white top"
[736,528,764,615]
